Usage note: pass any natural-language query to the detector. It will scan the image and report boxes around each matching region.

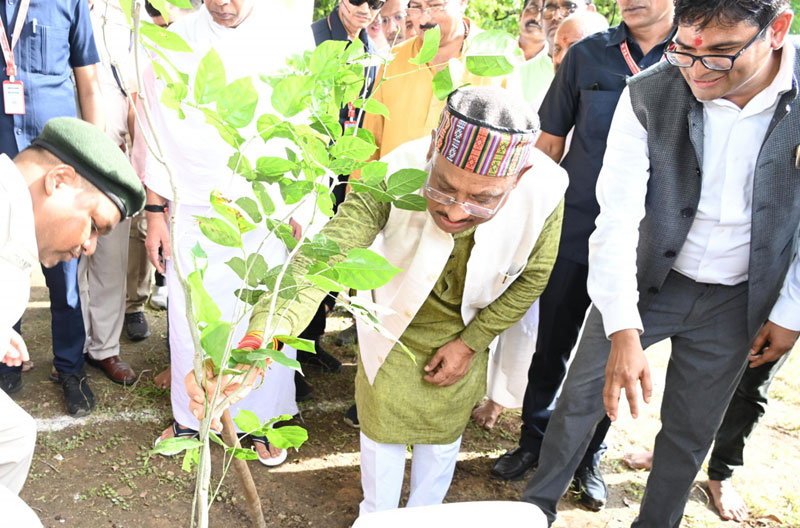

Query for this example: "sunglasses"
[349,0,386,9]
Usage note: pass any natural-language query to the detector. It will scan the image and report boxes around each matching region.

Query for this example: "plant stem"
[221,410,267,528]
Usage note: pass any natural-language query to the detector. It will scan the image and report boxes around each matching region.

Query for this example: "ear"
[426,128,436,163]
[769,10,793,49]
[42,164,79,197]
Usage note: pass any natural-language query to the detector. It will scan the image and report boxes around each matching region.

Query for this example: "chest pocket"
[24,24,70,76]
[576,89,622,148]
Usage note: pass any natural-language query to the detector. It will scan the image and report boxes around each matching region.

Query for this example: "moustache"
[420,22,438,31]
[524,19,541,30]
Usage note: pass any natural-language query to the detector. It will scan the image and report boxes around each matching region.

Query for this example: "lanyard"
[619,40,642,76]
[0,0,31,81]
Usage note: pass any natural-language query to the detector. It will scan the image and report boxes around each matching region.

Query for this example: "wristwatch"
[144,204,167,213]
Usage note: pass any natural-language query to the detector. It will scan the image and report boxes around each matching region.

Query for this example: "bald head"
[552,11,608,71]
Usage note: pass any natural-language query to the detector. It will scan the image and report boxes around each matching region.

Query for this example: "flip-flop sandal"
[252,436,287,467]
[153,422,198,456]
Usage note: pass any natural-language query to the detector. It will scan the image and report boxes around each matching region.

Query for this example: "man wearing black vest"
[491,0,675,513]
[522,1,800,527]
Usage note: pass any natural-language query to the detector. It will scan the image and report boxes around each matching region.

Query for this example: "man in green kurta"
[192,86,568,515]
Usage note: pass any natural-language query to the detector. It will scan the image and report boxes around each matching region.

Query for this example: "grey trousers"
[125,213,153,314]
[78,217,131,360]
[522,271,751,528]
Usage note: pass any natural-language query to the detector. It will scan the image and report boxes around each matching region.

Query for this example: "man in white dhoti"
[142,0,312,465]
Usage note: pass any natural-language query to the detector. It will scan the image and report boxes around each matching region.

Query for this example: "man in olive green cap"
[1,116,145,419]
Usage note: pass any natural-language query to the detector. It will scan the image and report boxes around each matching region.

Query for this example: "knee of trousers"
[5,409,36,459]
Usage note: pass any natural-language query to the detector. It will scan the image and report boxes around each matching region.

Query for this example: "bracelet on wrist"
[144,204,167,213]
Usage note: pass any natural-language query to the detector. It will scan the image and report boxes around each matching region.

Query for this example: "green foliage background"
[312,0,800,34]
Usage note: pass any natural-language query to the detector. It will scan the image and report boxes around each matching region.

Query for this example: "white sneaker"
[150,286,168,310]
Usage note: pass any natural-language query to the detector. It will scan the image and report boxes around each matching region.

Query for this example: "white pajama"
[0,390,40,527]
[359,432,461,516]
[167,205,298,432]
[487,301,539,408]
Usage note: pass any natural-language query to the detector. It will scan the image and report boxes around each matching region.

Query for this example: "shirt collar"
[606,23,629,47]
[331,5,374,50]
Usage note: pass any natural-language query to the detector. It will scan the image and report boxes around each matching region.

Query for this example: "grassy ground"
[13,269,800,527]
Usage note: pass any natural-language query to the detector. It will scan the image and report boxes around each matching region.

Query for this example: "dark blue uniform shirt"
[0,0,98,156]
[538,22,673,265]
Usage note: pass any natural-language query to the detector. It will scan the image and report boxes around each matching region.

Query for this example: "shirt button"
[15,128,21,135]
[681,207,694,218]
[696,167,702,177]
[664,250,676,258]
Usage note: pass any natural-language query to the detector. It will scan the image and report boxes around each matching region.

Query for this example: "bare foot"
[154,367,171,389]
[254,441,283,460]
[622,450,653,470]
[471,399,505,430]
[708,479,749,521]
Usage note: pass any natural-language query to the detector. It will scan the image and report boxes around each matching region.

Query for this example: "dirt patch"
[13,273,800,527]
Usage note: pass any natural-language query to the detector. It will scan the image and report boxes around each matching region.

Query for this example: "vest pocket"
[28,25,70,76]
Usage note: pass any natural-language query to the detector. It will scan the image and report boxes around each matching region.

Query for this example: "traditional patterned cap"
[31,117,145,218]
[434,89,538,177]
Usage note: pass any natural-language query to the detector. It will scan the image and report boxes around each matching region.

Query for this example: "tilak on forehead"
[434,101,537,178]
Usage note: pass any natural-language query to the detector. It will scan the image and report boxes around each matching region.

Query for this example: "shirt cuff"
[768,293,800,332]
[597,300,644,339]
[460,322,495,353]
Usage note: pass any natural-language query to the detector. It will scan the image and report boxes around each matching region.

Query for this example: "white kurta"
[143,6,314,431]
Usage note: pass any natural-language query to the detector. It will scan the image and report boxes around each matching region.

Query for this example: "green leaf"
[230,447,259,461]
[139,21,193,52]
[265,219,298,251]
[180,446,199,472]
[187,270,221,324]
[210,192,256,233]
[218,77,259,128]
[300,233,340,261]
[199,108,242,149]
[409,26,440,65]
[151,60,174,84]
[252,182,276,216]
[255,156,298,178]
[279,180,314,205]
[190,242,208,275]
[328,158,365,175]
[160,82,188,112]
[235,197,262,224]
[309,113,342,140]
[196,216,242,248]
[386,168,428,196]
[150,437,203,457]
[299,134,330,167]
[305,273,346,292]
[272,75,311,117]
[315,184,335,218]
[352,98,390,119]
[195,48,226,104]
[345,38,366,62]
[246,254,269,285]
[464,30,520,77]
[263,264,299,299]
[350,180,395,203]
[233,288,266,306]
[432,64,455,100]
[330,136,377,162]
[257,114,295,142]
[119,0,132,25]
[201,321,231,369]
[233,410,261,434]
[225,257,246,280]
[310,40,348,77]
[265,426,308,450]
[360,161,388,185]
[393,193,429,211]
[274,335,316,353]
[324,249,401,290]
[227,152,253,178]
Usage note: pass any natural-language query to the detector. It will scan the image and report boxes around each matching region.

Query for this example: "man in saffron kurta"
[240,87,567,514]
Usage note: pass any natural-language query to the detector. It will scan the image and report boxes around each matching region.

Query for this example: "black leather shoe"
[59,371,95,417]
[343,403,359,428]
[572,464,608,511]
[125,312,151,341]
[294,371,314,402]
[491,446,538,481]
[0,371,22,394]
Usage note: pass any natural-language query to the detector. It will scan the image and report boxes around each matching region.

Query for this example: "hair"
[447,86,540,134]
[674,0,789,29]
[560,10,609,36]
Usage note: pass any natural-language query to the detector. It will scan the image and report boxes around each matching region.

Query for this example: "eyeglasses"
[406,2,447,19]
[381,12,407,26]
[423,173,512,219]
[542,1,579,20]
[349,0,386,10]
[665,17,774,72]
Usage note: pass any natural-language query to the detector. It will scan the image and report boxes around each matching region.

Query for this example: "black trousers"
[519,256,611,469]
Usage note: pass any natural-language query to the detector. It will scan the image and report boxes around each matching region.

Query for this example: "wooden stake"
[221,410,267,528]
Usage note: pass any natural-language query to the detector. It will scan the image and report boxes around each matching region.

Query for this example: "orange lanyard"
[0,0,31,81]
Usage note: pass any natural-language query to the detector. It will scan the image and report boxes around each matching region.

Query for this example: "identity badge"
[3,80,25,115]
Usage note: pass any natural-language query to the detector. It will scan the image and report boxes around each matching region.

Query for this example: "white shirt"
[0,155,38,352]
[588,45,800,337]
